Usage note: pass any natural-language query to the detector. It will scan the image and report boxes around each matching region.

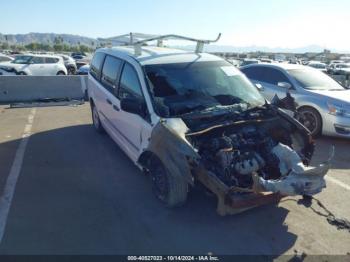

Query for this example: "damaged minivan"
[88,34,332,215]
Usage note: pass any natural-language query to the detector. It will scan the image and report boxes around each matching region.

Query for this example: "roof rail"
[101,33,221,56]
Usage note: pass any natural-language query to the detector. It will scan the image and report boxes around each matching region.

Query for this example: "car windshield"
[12,55,32,64]
[144,60,265,117]
[287,68,345,90]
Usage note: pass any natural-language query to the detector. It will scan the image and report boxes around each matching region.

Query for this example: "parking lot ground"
[0,103,349,256]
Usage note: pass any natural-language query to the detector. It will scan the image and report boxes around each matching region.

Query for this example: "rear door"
[45,57,60,75]
[29,56,45,75]
[96,55,123,145]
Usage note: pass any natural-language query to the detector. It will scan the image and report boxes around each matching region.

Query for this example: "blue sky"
[1,0,349,50]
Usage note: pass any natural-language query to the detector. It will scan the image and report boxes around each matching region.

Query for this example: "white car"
[88,38,331,214]
[308,61,327,73]
[0,53,14,62]
[0,54,67,75]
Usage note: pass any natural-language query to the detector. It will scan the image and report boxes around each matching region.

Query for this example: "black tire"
[298,107,322,137]
[148,157,188,207]
[57,71,66,75]
[18,71,26,75]
[91,103,105,134]
[67,67,76,75]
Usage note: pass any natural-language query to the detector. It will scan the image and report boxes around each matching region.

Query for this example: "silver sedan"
[241,63,350,137]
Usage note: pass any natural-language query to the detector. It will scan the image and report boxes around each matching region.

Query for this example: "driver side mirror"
[120,97,147,117]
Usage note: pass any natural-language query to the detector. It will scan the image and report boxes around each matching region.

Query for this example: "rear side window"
[101,56,122,92]
[242,66,291,86]
[90,52,105,80]
[241,67,263,81]
[119,63,143,99]
[45,57,59,63]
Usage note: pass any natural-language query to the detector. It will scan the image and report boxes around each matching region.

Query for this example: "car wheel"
[57,71,66,75]
[149,157,188,207]
[298,107,322,137]
[67,67,76,75]
[91,104,105,133]
[18,72,27,75]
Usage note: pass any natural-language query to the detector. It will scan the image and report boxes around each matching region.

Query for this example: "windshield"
[12,55,33,64]
[144,60,265,117]
[287,68,345,90]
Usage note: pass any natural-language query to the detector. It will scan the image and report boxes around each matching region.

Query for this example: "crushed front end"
[181,104,332,215]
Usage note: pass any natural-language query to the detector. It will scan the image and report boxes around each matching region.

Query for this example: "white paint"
[0,108,36,243]
[326,176,350,191]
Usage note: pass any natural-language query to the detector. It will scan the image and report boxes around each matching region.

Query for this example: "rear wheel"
[57,71,66,75]
[298,107,322,137]
[91,103,105,133]
[18,71,26,75]
[67,67,76,75]
[148,157,188,207]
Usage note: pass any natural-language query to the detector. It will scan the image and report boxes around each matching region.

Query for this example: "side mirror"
[255,83,264,91]
[277,82,292,89]
[120,97,147,117]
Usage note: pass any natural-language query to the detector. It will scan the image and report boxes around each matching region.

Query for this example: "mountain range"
[0,32,348,54]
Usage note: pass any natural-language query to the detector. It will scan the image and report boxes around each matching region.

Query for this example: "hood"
[308,89,350,104]
[0,61,22,70]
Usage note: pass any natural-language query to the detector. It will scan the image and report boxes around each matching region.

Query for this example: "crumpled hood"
[308,89,350,104]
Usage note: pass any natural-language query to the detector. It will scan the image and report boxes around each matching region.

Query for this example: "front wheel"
[148,157,188,207]
[298,107,322,137]
[57,71,66,75]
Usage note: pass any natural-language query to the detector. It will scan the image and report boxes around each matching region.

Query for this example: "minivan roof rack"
[103,33,221,55]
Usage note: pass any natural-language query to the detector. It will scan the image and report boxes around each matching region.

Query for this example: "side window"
[45,57,59,63]
[31,57,45,64]
[101,56,122,92]
[259,68,291,86]
[90,52,105,80]
[241,67,263,81]
[119,63,144,99]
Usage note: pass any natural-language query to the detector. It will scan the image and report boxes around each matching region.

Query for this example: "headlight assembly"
[327,102,350,118]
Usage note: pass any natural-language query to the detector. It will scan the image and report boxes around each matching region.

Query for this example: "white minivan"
[88,42,331,215]
[0,54,67,75]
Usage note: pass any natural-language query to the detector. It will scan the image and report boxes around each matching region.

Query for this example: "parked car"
[0,54,67,75]
[71,52,86,58]
[240,58,259,67]
[260,58,273,63]
[59,54,77,75]
[328,63,350,76]
[241,63,350,137]
[0,53,14,62]
[72,54,85,60]
[308,61,327,73]
[88,45,330,215]
[77,64,90,75]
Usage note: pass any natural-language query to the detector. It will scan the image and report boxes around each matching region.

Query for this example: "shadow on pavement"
[0,124,297,255]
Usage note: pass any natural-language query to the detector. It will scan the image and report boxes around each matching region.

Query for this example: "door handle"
[113,105,120,111]
[106,99,112,105]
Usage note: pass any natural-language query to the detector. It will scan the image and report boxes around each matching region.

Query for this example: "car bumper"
[323,113,350,137]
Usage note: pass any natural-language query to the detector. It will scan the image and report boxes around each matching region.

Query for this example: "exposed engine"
[192,124,301,189]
